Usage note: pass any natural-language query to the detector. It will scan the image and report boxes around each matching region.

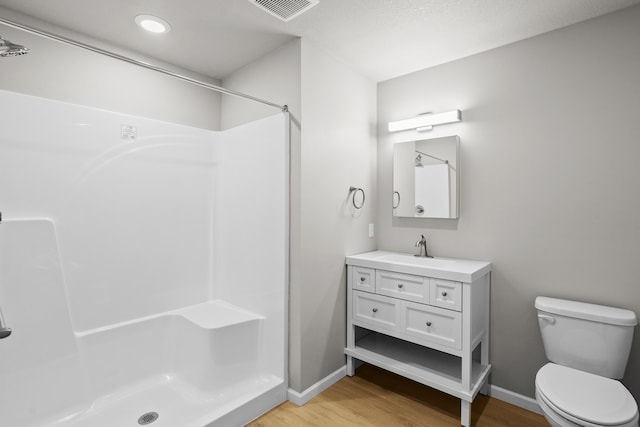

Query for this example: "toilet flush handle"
[538,314,556,325]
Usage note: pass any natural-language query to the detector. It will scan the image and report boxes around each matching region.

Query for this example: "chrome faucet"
[415,234,432,258]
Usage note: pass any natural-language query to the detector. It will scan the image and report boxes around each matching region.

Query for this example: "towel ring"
[349,186,365,209]
[392,191,400,209]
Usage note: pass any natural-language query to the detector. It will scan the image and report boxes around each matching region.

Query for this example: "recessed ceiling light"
[135,14,171,34]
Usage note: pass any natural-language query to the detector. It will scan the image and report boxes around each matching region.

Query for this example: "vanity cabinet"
[345,251,491,427]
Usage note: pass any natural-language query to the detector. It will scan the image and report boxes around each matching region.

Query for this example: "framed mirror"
[392,135,459,219]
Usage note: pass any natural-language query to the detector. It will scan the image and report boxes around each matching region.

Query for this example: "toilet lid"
[536,363,638,426]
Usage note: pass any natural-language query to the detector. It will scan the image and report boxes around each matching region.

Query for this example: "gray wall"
[377,5,640,400]
[0,8,221,129]
[298,39,377,391]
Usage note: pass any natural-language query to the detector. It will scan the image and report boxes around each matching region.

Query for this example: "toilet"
[535,296,639,427]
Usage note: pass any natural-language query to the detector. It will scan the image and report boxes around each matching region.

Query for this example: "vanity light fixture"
[388,110,462,133]
[135,14,171,34]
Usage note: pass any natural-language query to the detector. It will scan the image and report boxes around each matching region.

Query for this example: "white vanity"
[345,250,491,427]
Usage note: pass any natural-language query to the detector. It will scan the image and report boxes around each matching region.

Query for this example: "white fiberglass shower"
[0,90,289,426]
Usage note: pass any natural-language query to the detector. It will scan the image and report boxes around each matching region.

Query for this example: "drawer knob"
[360,277,366,282]
[426,321,432,327]
[441,291,448,297]
[372,308,378,313]
[397,283,404,289]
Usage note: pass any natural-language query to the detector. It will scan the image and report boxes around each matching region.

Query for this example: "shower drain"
[138,411,159,425]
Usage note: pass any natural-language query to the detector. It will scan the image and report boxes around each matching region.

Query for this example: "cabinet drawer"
[403,301,462,349]
[353,291,398,331]
[430,279,462,311]
[352,266,375,292]
[376,270,429,304]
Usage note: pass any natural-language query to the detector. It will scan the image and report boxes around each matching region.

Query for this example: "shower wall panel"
[0,219,87,426]
[0,90,216,331]
[215,114,288,378]
[0,90,288,426]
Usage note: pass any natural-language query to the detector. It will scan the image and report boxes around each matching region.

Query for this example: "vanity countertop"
[346,250,491,283]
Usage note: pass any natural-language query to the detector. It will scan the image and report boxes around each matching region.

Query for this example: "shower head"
[0,37,30,57]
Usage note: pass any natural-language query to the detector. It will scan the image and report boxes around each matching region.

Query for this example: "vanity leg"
[346,290,356,377]
[460,400,471,427]
[346,355,355,376]
[480,336,490,395]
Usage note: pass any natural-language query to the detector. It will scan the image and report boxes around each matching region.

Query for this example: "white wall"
[377,5,640,400]
[0,8,221,130]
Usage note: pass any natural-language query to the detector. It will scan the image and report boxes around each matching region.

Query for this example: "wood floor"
[247,364,549,427]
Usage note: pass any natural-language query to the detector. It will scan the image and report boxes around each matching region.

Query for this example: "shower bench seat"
[56,299,271,426]
[75,300,263,337]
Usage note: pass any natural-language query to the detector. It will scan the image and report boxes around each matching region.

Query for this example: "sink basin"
[376,253,456,268]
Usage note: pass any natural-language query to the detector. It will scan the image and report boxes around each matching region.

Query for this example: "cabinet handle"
[397,283,403,289]
[426,321,432,327]
[372,308,378,313]
[441,291,448,297]
[360,277,366,282]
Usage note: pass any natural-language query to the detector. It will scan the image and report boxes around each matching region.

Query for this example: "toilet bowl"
[535,363,638,427]
[535,297,639,427]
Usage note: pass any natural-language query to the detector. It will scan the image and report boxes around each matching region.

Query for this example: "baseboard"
[286,365,542,416]
[287,366,346,406]
[489,385,543,415]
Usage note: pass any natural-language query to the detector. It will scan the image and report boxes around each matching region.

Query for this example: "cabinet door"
[353,291,398,332]
[376,270,429,304]
[403,301,462,349]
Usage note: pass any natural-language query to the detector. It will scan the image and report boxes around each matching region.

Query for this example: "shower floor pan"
[30,301,285,427]
[48,373,283,427]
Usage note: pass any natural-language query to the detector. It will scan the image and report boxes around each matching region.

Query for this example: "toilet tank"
[536,296,637,379]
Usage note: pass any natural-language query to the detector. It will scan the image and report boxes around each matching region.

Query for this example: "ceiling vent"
[250,0,319,22]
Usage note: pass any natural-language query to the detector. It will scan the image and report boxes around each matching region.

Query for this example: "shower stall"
[0,86,288,426]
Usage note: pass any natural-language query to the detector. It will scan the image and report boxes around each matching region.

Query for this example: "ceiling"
[0,0,638,82]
